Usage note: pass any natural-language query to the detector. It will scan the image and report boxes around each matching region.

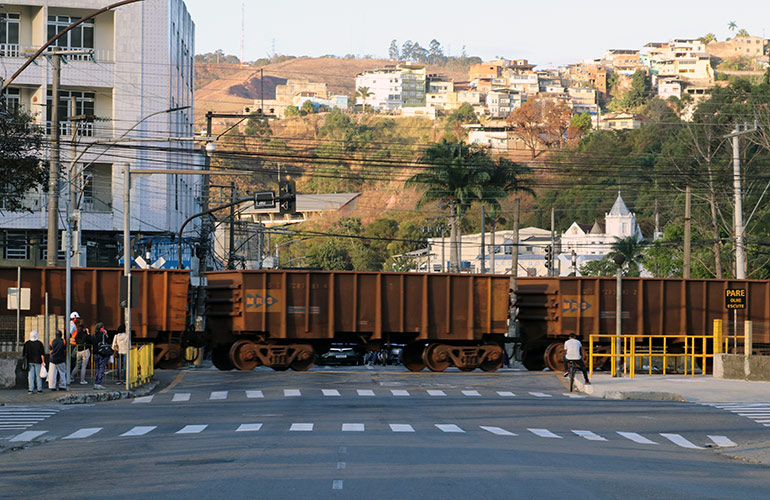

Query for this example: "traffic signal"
[279,180,296,215]
[545,245,553,269]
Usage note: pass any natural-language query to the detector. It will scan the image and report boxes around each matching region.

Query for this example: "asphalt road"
[2,366,769,500]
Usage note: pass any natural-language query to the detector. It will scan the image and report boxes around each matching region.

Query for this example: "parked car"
[317,348,363,366]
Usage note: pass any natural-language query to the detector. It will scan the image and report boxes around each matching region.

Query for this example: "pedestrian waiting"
[48,330,67,391]
[92,323,112,390]
[71,322,92,385]
[22,331,45,394]
[112,324,128,384]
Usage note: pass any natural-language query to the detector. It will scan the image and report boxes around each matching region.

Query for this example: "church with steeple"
[558,192,643,275]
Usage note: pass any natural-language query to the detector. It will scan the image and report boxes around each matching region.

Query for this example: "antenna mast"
[240,1,245,67]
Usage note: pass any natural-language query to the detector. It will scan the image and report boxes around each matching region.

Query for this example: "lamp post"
[613,253,626,377]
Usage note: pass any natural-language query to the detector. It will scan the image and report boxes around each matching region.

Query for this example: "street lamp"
[613,253,626,377]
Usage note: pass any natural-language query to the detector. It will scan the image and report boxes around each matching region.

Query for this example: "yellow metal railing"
[589,321,744,379]
[129,343,154,389]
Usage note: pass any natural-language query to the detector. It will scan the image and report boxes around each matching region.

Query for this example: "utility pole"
[683,184,691,278]
[550,207,556,277]
[46,52,61,267]
[508,197,520,339]
[480,205,485,273]
[228,182,236,269]
[724,123,757,279]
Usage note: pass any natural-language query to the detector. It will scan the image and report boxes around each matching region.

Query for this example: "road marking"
[132,396,154,403]
[572,430,606,441]
[357,390,375,396]
[322,389,341,397]
[427,390,446,396]
[529,392,552,398]
[172,393,190,402]
[332,480,343,490]
[63,428,102,440]
[246,390,264,399]
[120,426,156,437]
[289,423,313,432]
[528,428,561,438]
[480,426,517,436]
[176,425,208,434]
[9,430,47,442]
[497,391,516,397]
[389,424,415,432]
[436,424,464,433]
[563,393,586,399]
[236,424,263,432]
[337,462,346,470]
[209,391,228,400]
[735,413,770,417]
[617,432,658,445]
[462,390,481,397]
[660,433,703,449]
[342,423,364,432]
[755,420,770,423]
[708,435,737,448]
[391,390,410,396]
[284,389,301,397]
[158,370,186,393]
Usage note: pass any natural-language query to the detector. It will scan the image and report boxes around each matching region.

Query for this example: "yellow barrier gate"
[129,343,154,389]
[589,320,744,378]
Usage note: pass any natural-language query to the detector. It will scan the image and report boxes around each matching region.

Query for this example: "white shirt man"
[563,334,590,384]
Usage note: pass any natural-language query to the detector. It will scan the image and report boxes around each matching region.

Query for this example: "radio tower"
[240,1,245,67]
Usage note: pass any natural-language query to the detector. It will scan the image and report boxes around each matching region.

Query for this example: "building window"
[46,90,95,136]
[5,231,29,260]
[47,15,94,50]
[1,87,21,113]
[0,13,20,55]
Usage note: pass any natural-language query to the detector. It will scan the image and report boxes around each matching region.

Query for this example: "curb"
[54,381,159,405]
[571,378,686,402]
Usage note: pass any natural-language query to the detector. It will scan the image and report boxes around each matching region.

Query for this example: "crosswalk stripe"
[9,431,47,442]
[617,432,658,445]
[63,428,102,440]
[563,393,586,399]
[496,391,516,397]
[755,419,770,423]
[342,423,365,432]
[176,425,208,434]
[236,424,262,432]
[246,390,264,399]
[436,424,465,433]
[708,435,737,447]
[132,396,154,404]
[572,430,606,441]
[389,424,414,432]
[427,390,446,396]
[290,423,313,432]
[462,390,481,397]
[529,392,552,398]
[357,390,375,396]
[323,389,341,397]
[172,393,190,402]
[209,391,228,400]
[284,389,301,397]
[391,390,410,396]
[528,428,561,438]
[660,433,703,449]
[480,426,517,436]
[120,426,156,437]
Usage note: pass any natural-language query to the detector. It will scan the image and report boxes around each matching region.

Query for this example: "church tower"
[604,192,637,238]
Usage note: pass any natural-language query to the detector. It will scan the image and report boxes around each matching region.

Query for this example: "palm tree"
[610,235,645,277]
[406,139,492,272]
[728,21,737,34]
[356,86,373,113]
[482,158,535,273]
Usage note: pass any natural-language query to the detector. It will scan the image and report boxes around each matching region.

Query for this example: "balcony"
[0,44,114,63]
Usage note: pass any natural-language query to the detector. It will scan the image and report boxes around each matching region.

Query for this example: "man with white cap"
[22,331,45,393]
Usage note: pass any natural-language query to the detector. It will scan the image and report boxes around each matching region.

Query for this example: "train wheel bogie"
[423,344,451,372]
[230,340,261,371]
[289,345,315,371]
[479,344,504,372]
[403,343,426,372]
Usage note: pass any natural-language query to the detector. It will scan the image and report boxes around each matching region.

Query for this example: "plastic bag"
[109,355,115,364]
[39,364,48,379]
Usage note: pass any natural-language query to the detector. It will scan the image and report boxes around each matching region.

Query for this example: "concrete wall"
[714,354,770,382]
[0,352,26,388]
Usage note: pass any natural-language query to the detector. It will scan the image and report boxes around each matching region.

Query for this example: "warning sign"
[725,288,746,309]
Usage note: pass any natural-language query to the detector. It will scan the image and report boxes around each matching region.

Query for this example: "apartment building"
[707,36,767,60]
[0,0,198,267]
[486,89,521,118]
[355,63,426,110]
[603,49,645,75]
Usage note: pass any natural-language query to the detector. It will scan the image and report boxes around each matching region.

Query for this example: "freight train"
[2,267,767,373]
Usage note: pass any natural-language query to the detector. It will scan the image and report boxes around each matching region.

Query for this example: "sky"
[184,0,770,67]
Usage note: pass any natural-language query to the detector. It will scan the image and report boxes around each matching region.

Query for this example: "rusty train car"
[204,270,509,372]
[0,267,190,367]
[515,277,770,371]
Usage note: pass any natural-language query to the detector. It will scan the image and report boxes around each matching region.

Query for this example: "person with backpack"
[92,322,112,390]
[71,323,92,385]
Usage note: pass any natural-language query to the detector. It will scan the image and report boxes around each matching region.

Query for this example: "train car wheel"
[289,345,315,372]
[480,344,504,372]
[423,344,451,372]
[521,348,546,371]
[458,366,475,372]
[230,340,261,371]
[402,343,426,372]
[212,345,235,371]
[544,342,566,372]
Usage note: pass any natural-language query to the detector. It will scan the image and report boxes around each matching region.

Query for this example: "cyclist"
[563,333,590,385]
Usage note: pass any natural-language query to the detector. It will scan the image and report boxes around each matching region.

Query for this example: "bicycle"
[566,360,579,392]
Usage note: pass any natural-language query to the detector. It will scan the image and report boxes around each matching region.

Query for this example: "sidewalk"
[0,369,179,406]
[574,373,770,403]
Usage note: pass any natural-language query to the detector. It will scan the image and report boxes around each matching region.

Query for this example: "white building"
[0,0,198,267]
[354,67,402,111]
[486,89,521,118]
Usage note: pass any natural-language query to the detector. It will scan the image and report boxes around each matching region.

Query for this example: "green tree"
[699,33,717,45]
[356,86,373,113]
[285,105,300,117]
[736,28,750,37]
[406,139,492,272]
[305,240,352,270]
[388,39,399,60]
[244,113,272,140]
[609,235,645,277]
[0,102,45,212]
[728,21,737,33]
[570,112,593,136]
[301,100,315,115]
